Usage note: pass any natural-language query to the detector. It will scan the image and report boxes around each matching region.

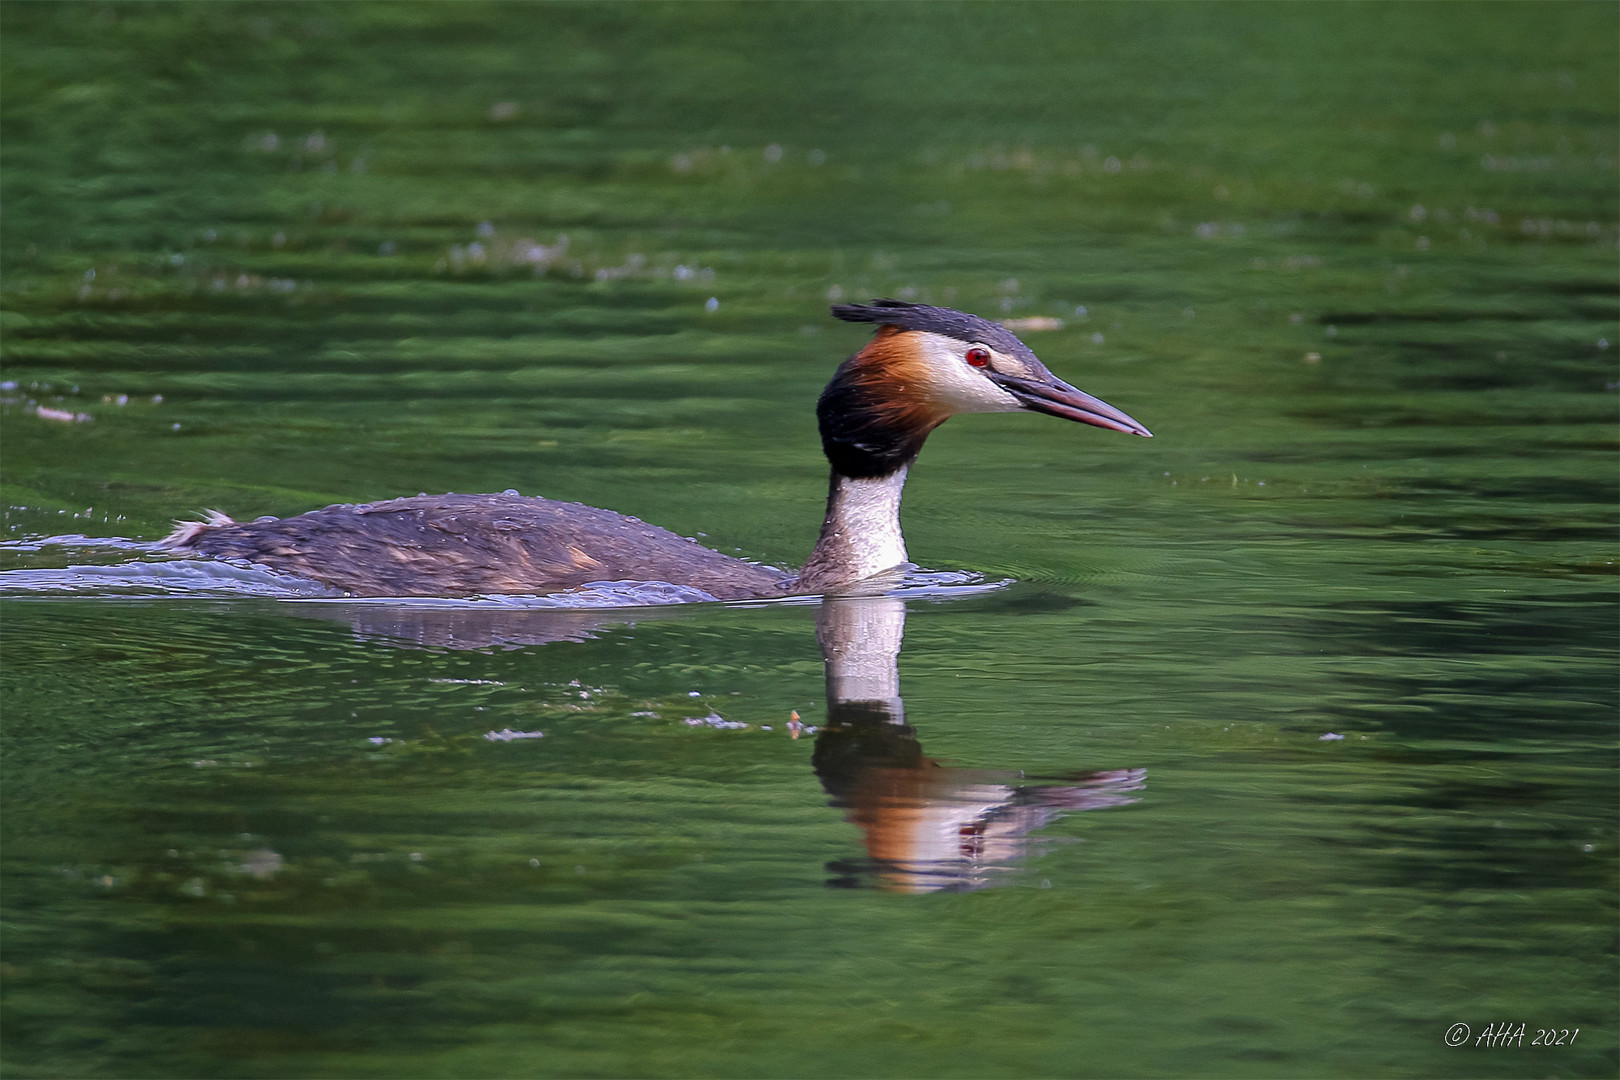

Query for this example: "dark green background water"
[2,3,1616,1077]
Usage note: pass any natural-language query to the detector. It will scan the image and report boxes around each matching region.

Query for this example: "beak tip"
[997,372,1151,439]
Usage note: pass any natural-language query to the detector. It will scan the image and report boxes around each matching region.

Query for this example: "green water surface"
[2,3,1616,1077]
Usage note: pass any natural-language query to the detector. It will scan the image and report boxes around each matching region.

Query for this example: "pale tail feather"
[160,509,236,549]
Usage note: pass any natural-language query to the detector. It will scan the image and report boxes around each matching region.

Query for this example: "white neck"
[796,467,910,591]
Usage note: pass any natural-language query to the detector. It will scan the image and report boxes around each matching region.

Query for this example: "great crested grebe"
[162,299,1151,599]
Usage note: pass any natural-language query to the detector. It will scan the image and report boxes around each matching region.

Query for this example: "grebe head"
[818,299,1152,479]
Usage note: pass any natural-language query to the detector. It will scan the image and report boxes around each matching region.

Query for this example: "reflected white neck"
[797,468,910,591]
[816,595,907,708]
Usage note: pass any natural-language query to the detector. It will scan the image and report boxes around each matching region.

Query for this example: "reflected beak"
[989,373,1153,437]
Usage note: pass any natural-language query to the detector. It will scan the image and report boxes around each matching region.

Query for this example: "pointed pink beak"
[989,372,1152,437]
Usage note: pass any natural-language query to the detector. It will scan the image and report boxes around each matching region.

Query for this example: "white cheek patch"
[911,331,1024,414]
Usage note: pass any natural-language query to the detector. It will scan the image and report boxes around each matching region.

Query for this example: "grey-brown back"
[173,493,792,599]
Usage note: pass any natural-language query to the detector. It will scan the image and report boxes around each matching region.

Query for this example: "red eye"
[965,347,991,368]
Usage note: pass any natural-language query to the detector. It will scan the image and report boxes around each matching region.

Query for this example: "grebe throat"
[796,466,910,592]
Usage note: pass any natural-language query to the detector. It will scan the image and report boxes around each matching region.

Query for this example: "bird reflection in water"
[285,592,1144,892]
[812,595,1144,893]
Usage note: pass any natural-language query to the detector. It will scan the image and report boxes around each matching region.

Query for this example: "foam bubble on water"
[683,712,748,730]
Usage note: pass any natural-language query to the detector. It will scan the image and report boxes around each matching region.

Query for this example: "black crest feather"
[831,298,1039,364]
